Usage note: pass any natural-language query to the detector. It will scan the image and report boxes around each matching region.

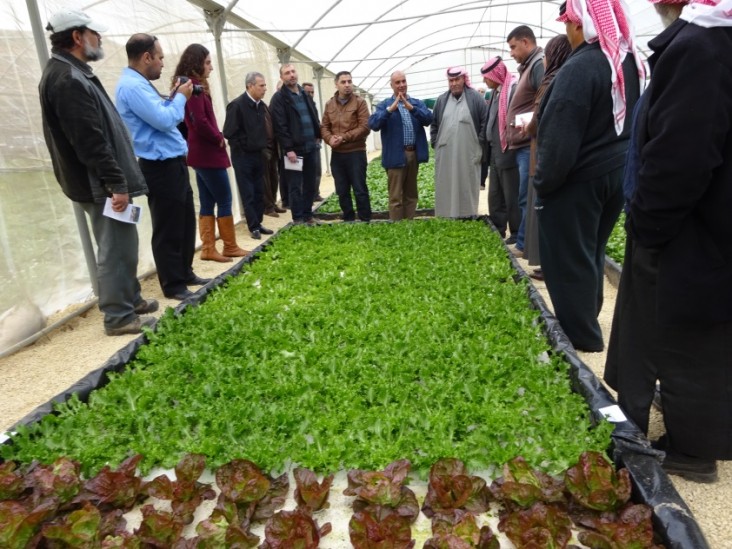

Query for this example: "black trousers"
[231,151,265,232]
[139,156,196,296]
[537,168,623,351]
[488,160,520,237]
[605,235,732,459]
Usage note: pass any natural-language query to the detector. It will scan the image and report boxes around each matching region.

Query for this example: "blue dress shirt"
[115,67,187,160]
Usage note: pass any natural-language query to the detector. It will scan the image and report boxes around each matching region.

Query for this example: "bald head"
[390,70,408,97]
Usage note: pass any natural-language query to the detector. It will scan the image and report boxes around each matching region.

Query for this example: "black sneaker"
[259,226,274,235]
[505,235,518,245]
[652,436,718,483]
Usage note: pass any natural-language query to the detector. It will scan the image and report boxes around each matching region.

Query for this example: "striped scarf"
[481,57,514,151]
[558,0,646,134]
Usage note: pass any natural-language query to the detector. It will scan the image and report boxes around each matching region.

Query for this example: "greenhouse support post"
[26,0,99,296]
[313,67,330,176]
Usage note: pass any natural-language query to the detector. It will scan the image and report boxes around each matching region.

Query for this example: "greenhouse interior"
[0,0,729,547]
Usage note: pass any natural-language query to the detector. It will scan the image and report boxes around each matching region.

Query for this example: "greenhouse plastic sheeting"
[1,0,666,342]
[3,218,709,549]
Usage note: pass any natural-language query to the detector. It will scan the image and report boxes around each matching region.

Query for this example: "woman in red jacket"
[173,44,247,262]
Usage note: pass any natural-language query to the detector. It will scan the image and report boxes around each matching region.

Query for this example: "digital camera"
[177,76,204,96]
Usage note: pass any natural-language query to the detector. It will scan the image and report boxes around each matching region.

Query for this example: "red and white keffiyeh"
[557,0,646,135]
[446,66,472,89]
[481,57,514,151]
[681,0,732,26]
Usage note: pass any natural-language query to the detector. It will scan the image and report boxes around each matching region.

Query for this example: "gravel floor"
[0,172,728,548]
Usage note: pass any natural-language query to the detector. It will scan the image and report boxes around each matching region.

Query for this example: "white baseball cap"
[46,8,108,33]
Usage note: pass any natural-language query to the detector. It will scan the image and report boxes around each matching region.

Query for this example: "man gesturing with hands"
[369,71,433,220]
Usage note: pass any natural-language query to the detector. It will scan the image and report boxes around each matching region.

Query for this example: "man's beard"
[83,40,104,62]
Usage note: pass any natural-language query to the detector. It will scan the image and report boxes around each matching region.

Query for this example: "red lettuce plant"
[421,458,491,518]
[489,456,566,509]
[72,454,147,512]
[0,499,56,548]
[0,461,26,501]
[498,501,573,548]
[349,506,415,549]
[424,510,499,549]
[178,513,260,548]
[294,467,334,513]
[212,459,288,533]
[564,451,631,512]
[575,503,663,549]
[134,504,184,547]
[344,459,419,523]
[260,508,332,549]
[144,453,216,524]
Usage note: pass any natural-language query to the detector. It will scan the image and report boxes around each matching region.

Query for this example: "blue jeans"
[331,150,370,221]
[81,202,141,330]
[284,149,317,222]
[515,146,531,250]
[194,167,233,217]
[231,152,265,232]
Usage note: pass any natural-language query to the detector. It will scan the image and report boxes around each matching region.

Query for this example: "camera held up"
[176,76,204,96]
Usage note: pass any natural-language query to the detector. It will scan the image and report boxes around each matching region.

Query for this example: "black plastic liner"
[604,254,623,288]
[3,217,708,548]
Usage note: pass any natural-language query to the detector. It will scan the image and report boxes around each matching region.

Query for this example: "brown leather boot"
[199,215,231,263]
[217,215,249,257]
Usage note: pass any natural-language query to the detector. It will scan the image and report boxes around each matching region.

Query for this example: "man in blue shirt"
[116,34,208,301]
[368,71,433,220]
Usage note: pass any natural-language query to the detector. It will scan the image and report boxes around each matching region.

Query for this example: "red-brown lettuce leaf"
[143,453,216,524]
[215,459,270,504]
[294,467,334,512]
[260,508,331,549]
[575,503,662,549]
[0,461,26,501]
[349,507,415,549]
[134,504,184,548]
[72,454,147,512]
[425,510,499,549]
[422,459,491,518]
[498,501,572,548]
[41,502,101,546]
[564,451,631,512]
[490,456,566,508]
[0,499,56,548]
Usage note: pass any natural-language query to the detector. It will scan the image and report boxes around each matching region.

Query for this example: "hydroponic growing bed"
[0,219,707,548]
[316,157,435,217]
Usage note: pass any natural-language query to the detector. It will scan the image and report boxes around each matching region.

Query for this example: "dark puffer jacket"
[39,50,147,203]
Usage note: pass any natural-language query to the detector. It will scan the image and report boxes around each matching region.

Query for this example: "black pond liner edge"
[2,217,708,549]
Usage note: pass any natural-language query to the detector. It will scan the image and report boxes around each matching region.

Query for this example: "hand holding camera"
[171,76,203,100]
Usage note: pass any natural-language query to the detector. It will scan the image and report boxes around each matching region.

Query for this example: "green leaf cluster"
[318,156,435,213]
[2,220,611,477]
[605,212,626,265]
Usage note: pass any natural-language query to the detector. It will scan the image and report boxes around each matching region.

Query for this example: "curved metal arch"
[354,18,562,93]
[321,0,412,72]
[290,0,343,51]
[363,38,514,99]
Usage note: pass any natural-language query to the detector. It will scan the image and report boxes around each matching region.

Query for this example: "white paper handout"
[103,197,143,224]
[515,111,534,128]
[284,155,304,171]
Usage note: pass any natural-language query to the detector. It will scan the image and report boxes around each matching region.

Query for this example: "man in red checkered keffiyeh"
[557,0,645,135]
[480,57,514,152]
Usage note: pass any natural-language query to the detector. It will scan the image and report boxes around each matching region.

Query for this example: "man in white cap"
[39,9,158,336]
[605,0,732,483]
[532,0,643,353]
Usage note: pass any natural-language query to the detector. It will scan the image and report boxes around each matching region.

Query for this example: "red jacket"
[184,78,230,169]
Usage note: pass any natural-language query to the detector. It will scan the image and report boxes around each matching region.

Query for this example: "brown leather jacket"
[320,92,370,153]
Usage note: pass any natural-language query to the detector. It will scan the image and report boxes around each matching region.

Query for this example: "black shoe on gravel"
[652,436,718,483]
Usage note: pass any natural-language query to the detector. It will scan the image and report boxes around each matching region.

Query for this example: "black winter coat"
[223,92,268,155]
[268,85,321,156]
[628,20,732,324]
[39,50,147,203]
